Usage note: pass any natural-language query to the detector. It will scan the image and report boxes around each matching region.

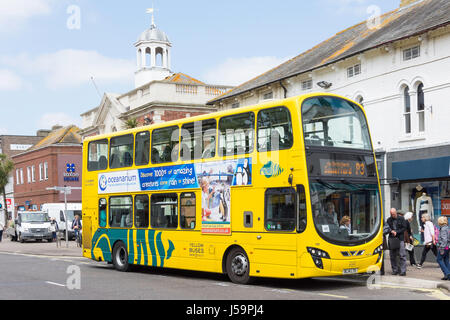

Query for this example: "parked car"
[15,211,52,243]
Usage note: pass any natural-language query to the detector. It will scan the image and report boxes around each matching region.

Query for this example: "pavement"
[0,235,449,294]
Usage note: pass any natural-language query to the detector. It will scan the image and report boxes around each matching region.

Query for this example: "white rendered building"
[209,0,450,238]
[80,11,233,138]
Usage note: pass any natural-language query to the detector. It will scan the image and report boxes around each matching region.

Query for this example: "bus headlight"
[307,247,330,270]
[372,245,383,263]
[372,245,383,255]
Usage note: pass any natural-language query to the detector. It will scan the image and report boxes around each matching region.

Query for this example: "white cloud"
[321,0,371,16]
[203,56,289,86]
[0,127,8,135]
[39,112,81,129]
[0,0,53,31]
[2,49,134,89]
[0,69,23,91]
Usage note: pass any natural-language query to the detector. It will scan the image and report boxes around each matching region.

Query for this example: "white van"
[41,203,82,240]
[15,211,53,243]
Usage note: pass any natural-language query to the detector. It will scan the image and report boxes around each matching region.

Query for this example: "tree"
[0,154,14,226]
[124,118,139,130]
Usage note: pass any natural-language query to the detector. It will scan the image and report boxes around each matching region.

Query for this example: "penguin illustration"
[235,167,243,185]
[242,159,250,185]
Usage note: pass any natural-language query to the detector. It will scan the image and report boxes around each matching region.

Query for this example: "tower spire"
[146,6,156,28]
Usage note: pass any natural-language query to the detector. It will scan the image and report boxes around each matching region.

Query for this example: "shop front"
[390,153,450,244]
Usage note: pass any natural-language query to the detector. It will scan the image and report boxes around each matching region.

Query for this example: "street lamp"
[46,186,82,248]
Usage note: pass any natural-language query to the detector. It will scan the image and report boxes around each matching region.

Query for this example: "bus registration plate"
[343,268,358,275]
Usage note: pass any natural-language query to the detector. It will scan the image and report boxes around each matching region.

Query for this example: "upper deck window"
[152,126,179,164]
[135,131,150,166]
[302,97,372,150]
[110,134,134,169]
[181,119,216,161]
[257,106,293,152]
[218,112,255,156]
[88,139,108,171]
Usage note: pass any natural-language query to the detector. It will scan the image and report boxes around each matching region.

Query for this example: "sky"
[0,0,399,136]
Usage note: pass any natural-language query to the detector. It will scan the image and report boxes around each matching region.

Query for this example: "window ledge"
[398,135,426,143]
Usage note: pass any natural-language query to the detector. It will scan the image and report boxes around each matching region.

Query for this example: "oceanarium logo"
[99,175,108,192]
[98,170,140,194]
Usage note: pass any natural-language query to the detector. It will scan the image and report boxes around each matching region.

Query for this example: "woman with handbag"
[386,208,407,276]
[403,212,418,266]
[436,216,450,280]
[417,214,437,268]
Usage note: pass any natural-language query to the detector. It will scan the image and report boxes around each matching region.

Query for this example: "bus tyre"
[112,242,130,272]
[226,247,252,285]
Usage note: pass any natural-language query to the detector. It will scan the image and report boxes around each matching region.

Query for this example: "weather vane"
[146,3,157,28]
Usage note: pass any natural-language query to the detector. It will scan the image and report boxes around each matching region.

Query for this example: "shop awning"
[392,156,450,181]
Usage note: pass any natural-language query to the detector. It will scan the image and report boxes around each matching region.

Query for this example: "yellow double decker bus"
[82,93,383,284]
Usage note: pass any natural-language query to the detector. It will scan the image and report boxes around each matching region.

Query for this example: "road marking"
[45,281,66,287]
[376,283,450,300]
[318,293,349,299]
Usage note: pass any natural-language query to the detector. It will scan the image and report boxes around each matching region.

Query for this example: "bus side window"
[151,194,178,229]
[297,185,307,233]
[152,126,179,164]
[110,134,134,169]
[135,131,150,166]
[99,198,107,228]
[135,194,149,228]
[88,139,108,171]
[109,196,133,228]
[218,112,254,157]
[180,193,196,229]
[257,106,293,152]
[265,188,296,232]
[181,120,216,161]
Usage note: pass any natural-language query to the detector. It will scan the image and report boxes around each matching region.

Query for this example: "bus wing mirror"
[60,211,65,222]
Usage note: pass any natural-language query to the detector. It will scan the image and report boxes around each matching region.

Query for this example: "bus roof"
[83,93,360,143]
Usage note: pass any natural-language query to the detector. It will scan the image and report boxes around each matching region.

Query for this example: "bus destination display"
[319,159,367,178]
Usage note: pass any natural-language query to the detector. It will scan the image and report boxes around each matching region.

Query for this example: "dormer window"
[262,92,273,100]
[347,64,361,78]
[403,45,420,61]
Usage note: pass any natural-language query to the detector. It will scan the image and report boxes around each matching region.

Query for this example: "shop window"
[109,196,133,228]
[88,139,108,171]
[110,134,134,169]
[151,194,178,229]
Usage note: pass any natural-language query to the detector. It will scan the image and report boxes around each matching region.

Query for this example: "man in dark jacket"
[386,208,407,276]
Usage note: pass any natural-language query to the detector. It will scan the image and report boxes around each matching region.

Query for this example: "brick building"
[12,126,82,216]
[0,132,48,216]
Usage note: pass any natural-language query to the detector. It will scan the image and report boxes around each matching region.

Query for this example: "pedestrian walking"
[0,218,4,242]
[403,212,418,266]
[72,214,82,247]
[50,218,60,248]
[417,213,437,268]
[386,208,407,276]
[436,216,450,280]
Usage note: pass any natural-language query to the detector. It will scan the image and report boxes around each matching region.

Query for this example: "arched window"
[403,86,411,134]
[155,47,164,67]
[417,83,425,132]
[145,48,151,67]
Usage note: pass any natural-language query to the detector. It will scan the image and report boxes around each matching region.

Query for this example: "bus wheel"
[112,242,130,272]
[226,247,252,285]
